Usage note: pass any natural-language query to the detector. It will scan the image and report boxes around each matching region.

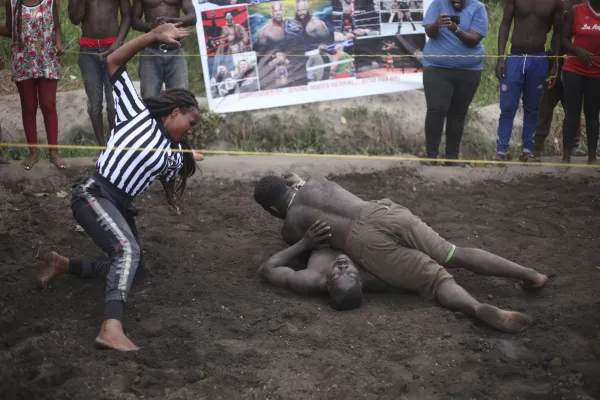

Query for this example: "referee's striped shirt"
[95,66,183,197]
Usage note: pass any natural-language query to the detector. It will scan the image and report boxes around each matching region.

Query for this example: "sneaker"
[519,152,541,163]
[492,153,508,161]
[571,147,587,157]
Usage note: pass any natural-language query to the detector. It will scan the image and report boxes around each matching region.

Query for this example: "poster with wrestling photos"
[194,0,430,113]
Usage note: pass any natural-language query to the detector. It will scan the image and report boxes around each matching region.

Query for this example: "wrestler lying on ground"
[253,173,549,333]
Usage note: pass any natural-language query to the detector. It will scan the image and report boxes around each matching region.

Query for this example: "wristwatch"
[454,26,462,35]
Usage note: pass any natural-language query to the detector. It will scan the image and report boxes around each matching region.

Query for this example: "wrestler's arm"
[172,0,197,27]
[240,25,249,44]
[258,240,324,294]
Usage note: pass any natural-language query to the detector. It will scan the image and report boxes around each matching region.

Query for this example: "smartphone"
[449,15,460,24]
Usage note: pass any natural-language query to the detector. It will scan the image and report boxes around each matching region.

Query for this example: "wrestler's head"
[254,175,293,219]
[327,254,364,311]
[295,0,312,24]
[226,12,233,26]
[271,2,285,23]
[238,60,250,74]
[450,0,465,10]
[216,65,229,79]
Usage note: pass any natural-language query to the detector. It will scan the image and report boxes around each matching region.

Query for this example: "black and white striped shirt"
[96,66,183,197]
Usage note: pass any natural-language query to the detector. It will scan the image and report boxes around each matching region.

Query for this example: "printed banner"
[193,0,430,113]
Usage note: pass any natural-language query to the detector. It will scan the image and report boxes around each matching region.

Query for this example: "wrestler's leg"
[435,279,534,333]
[445,247,548,290]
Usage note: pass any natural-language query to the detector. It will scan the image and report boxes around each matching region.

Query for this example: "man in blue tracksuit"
[494,0,565,162]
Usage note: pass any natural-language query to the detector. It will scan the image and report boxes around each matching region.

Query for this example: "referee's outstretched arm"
[106,22,193,77]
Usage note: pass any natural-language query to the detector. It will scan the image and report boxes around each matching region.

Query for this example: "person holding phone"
[560,0,600,164]
[421,0,488,165]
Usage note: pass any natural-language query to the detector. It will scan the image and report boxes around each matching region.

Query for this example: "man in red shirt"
[561,0,600,164]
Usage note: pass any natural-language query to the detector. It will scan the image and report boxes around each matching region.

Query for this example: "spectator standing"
[560,0,600,164]
[421,0,488,165]
[68,0,132,152]
[132,0,196,99]
[2,0,67,170]
[533,0,586,159]
[494,0,564,163]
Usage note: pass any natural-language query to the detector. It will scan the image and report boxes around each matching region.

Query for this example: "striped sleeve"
[111,66,148,125]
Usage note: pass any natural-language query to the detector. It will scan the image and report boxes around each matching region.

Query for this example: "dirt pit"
[0,165,599,400]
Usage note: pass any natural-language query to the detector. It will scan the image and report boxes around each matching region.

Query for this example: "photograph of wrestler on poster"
[249,0,309,90]
[353,33,424,77]
[202,6,252,57]
[207,52,260,98]
[305,40,355,82]
[331,0,381,41]
[376,0,424,35]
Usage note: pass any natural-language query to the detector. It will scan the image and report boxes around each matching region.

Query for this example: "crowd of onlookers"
[0,0,598,169]
[422,0,600,165]
[0,0,198,169]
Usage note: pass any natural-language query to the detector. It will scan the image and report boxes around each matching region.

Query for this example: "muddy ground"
[0,158,599,400]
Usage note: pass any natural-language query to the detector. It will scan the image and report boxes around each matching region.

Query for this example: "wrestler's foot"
[37,251,69,289]
[22,151,39,170]
[521,273,548,291]
[571,147,586,157]
[474,304,534,333]
[561,154,571,164]
[587,156,597,165]
[95,319,140,352]
[49,152,67,169]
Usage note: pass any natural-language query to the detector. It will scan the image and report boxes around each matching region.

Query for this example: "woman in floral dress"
[1,0,67,170]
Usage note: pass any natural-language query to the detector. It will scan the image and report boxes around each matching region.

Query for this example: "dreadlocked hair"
[15,0,23,46]
[143,88,200,197]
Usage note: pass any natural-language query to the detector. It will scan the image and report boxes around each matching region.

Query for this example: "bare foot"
[95,319,140,352]
[37,251,69,289]
[475,304,534,333]
[49,153,67,169]
[521,273,548,291]
[22,152,40,170]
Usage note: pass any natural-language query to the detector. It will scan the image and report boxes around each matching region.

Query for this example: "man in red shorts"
[254,172,549,333]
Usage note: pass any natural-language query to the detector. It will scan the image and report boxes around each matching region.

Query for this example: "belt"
[147,41,182,52]
[509,44,546,55]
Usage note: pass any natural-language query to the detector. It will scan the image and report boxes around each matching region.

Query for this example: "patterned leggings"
[16,78,59,147]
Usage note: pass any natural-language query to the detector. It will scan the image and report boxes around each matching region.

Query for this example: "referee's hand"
[152,23,192,46]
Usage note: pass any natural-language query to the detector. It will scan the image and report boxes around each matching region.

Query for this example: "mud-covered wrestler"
[254,172,549,333]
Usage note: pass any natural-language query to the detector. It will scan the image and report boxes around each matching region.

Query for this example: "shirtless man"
[259,221,389,310]
[68,0,131,152]
[295,0,331,46]
[253,173,549,333]
[494,0,564,163]
[132,0,197,98]
[255,2,303,52]
[220,12,249,54]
